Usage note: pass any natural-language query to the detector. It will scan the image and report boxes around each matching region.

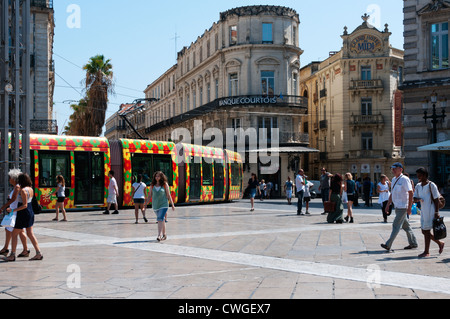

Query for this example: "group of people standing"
[105,170,175,242]
[0,169,43,262]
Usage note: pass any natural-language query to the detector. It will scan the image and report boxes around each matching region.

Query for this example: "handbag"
[324,201,336,213]
[1,211,16,228]
[342,191,348,204]
[433,217,447,241]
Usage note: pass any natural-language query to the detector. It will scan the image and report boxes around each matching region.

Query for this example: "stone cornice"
[220,5,299,22]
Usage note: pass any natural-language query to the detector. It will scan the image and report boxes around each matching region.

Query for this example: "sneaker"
[305,211,310,215]
[103,210,110,215]
[112,210,119,215]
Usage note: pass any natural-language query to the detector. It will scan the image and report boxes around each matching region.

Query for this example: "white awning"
[249,146,320,154]
[417,140,450,154]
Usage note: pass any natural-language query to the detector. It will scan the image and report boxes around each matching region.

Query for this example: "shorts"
[249,189,257,199]
[107,193,117,204]
[154,207,168,222]
[304,196,311,203]
[347,194,356,202]
[134,198,145,204]
[57,197,65,203]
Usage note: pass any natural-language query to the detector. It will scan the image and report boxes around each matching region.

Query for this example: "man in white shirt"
[381,163,418,251]
[105,170,119,215]
[295,169,306,215]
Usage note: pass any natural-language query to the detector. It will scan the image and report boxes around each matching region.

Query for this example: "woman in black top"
[327,174,344,224]
[248,173,260,212]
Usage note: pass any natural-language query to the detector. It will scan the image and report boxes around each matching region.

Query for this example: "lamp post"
[422,91,447,182]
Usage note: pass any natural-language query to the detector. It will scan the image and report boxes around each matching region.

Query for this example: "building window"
[361,98,372,115]
[230,25,237,46]
[362,132,373,150]
[186,94,190,111]
[215,79,219,99]
[431,22,449,70]
[292,73,298,96]
[261,71,275,96]
[361,66,372,80]
[262,23,273,44]
[229,73,239,97]
[207,83,211,103]
[258,117,278,144]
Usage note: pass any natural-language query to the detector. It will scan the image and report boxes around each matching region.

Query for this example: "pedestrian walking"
[104,170,119,215]
[319,168,331,215]
[0,169,29,258]
[295,169,306,215]
[52,175,67,222]
[5,173,43,262]
[344,173,356,223]
[266,181,273,199]
[414,167,445,258]
[327,174,344,224]
[284,176,293,205]
[303,177,313,215]
[248,173,260,212]
[381,163,418,252]
[132,174,148,224]
[377,175,392,223]
[259,180,266,201]
[145,171,175,242]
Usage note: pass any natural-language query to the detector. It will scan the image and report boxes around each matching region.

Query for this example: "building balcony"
[319,120,328,130]
[348,149,386,159]
[349,79,384,98]
[279,132,309,145]
[30,120,58,135]
[31,0,53,9]
[350,113,385,126]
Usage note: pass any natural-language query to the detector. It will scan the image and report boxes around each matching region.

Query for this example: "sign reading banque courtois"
[219,96,278,107]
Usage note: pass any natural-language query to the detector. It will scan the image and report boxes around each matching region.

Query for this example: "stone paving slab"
[0,198,449,300]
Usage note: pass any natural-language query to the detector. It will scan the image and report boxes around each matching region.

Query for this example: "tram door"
[75,152,105,205]
[214,161,225,199]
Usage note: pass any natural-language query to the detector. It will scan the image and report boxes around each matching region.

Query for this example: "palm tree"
[64,98,88,136]
[82,55,114,136]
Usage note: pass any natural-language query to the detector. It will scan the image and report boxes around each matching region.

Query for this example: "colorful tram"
[29,135,243,211]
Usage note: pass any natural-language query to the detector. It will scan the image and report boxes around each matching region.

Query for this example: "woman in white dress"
[413,167,445,258]
[377,175,391,223]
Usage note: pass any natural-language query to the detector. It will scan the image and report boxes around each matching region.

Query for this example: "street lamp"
[422,91,447,182]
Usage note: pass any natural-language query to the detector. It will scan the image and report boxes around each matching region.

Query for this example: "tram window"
[131,153,173,186]
[39,152,71,188]
[153,155,173,186]
[202,158,213,186]
[131,154,152,186]
[231,163,242,186]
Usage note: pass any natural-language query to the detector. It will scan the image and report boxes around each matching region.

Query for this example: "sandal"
[29,253,43,261]
[18,250,30,258]
[0,249,9,257]
[6,253,15,262]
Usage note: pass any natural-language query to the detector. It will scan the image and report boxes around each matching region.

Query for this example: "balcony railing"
[350,113,384,126]
[31,0,53,9]
[30,120,58,135]
[349,149,386,159]
[279,132,309,144]
[349,79,383,91]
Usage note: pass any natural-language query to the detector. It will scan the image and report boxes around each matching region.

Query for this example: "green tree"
[82,54,114,136]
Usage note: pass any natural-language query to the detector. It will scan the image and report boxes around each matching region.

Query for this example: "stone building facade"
[402,0,450,189]
[105,5,316,197]
[30,0,56,134]
[300,15,404,182]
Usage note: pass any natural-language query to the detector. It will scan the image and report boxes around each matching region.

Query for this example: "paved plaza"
[0,198,450,300]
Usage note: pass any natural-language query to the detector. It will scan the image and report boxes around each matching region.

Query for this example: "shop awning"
[249,146,320,154]
[417,140,450,154]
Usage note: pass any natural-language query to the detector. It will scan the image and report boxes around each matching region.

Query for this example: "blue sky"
[53,0,404,135]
